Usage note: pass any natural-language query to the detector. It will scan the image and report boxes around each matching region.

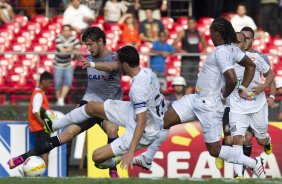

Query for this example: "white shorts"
[172,94,224,143]
[229,103,269,139]
[104,99,156,156]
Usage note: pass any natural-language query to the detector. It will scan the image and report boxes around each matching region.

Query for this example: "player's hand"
[238,85,255,101]
[252,83,266,95]
[78,55,91,69]
[267,97,275,108]
[120,151,134,170]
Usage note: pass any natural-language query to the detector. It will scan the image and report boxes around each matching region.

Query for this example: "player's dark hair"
[241,26,255,38]
[210,17,237,45]
[81,26,106,45]
[117,45,139,67]
[40,71,53,83]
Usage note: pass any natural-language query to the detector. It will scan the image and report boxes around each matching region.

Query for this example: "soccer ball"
[22,156,46,177]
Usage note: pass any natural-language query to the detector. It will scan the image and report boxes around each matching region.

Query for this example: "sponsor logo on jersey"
[88,74,114,81]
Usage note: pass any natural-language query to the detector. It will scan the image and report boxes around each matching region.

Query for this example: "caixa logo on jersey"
[88,74,115,81]
[0,121,66,177]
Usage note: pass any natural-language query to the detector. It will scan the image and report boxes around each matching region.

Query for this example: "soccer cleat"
[264,143,272,155]
[132,155,152,170]
[234,174,243,179]
[40,107,55,133]
[215,157,224,170]
[252,157,266,179]
[7,156,24,169]
[95,157,121,169]
[109,168,119,178]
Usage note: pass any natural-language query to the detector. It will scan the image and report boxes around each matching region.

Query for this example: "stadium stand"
[0,14,281,105]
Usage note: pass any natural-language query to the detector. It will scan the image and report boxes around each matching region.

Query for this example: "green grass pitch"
[0,178,282,184]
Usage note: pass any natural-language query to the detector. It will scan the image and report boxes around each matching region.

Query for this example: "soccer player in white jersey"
[229,28,274,178]
[163,17,268,179]
[40,45,166,169]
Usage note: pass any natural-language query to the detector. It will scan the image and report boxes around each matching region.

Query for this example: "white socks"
[219,145,256,169]
[144,129,169,162]
[233,145,243,177]
[53,105,91,130]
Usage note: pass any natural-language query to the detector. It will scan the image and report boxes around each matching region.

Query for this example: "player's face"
[188,19,196,30]
[173,85,185,94]
[210,28,220,46]
[241,31,254,51]
[84,39,102,57]
[43,79,52,89]
[236,33,245,50]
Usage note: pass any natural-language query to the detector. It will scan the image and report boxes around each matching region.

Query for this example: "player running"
[216,28,274,178]
[162,18,268,179]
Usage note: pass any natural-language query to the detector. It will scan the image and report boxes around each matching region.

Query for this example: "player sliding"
[162,17,267,179]
[39,45,166,170]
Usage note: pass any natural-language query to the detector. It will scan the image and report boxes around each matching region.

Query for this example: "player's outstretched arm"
[80,55,120,72]
[120,111,146,169]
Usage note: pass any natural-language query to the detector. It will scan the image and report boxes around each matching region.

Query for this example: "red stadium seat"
[198,17,214,26]
[24,22,41,35]
[30,43,48,52]
[0,29,14,40]
[47,23,62,34]
[3,22,20,34]
[53,15,63,24]
[11,43,26,52]
[177,16,188,26]
[14,14,28,27]
[16,36,31,48]
[31,15,50,27]
[161,17,174,30]
[0,36,10,49]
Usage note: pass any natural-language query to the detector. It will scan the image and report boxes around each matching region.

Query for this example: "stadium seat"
[11,43,26,52]
[14,14,28,27]
[177,16,188,26]
[3,22,20,34]
[31,15,50,27]
[0,36,10,49]
[53,15,63,24]
[30,43,48,52]
[16,36,31,48]
[24,22,41,35]
[161,17,174,30]
[0,29,14,40]
[198,17,214,26]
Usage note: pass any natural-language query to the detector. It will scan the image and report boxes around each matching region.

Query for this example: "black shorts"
[222,107,253,137]
[75,100,103,132]
[33,130,50,147]
[222,107,231,137]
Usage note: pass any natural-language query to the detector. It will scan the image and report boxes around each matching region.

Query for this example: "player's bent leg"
[163,107,181,129]
[58,125,82,144]
[205,141,222,157]
[92,144,120,169]
[85,101,107,120]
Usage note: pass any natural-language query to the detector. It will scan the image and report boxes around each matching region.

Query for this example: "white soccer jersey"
[195,44,245,106]
[129,68,165,138]
[230,51,270,114]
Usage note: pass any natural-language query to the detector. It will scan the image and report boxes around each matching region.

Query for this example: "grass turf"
[0,178,282,184]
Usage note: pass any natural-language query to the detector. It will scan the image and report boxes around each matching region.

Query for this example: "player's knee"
[206,143,221,157]
[208,149,220,157]
[256,138,268,146]
[92,150,102,163]
[232,135,244,145]
[85,102,97,116]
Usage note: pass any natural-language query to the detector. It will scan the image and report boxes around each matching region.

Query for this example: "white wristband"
[90,62,96,68]
[239,85,247,91]
[220,93,226,101]
[270,95,275,100]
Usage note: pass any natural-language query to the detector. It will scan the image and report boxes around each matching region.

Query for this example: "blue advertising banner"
[0,121,66,177]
